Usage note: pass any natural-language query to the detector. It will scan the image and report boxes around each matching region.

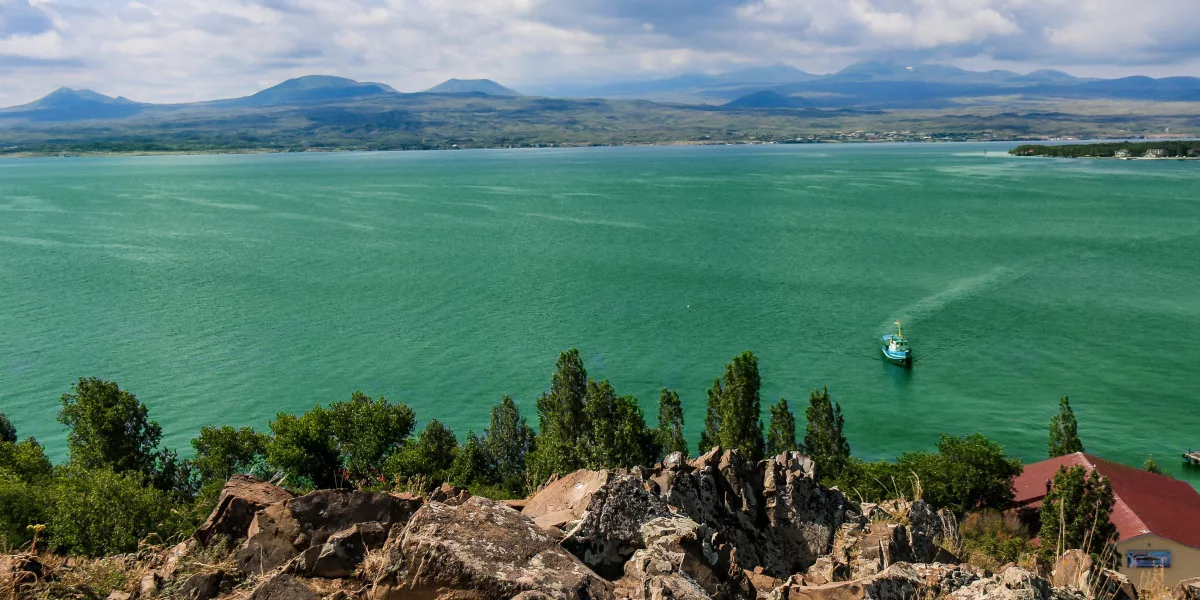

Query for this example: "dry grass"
[357,546,391,586]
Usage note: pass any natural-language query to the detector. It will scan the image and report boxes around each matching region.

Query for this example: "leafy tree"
[1048,396,1084,457]
[0,437,53,482]
[448,432,499,491]
[766,397,798,456]
[58,378,163,477]
[191,425,270,485]
[528,349,589,482]
[804,386,850,479]
[384,419,459,484]
[267,407,340,488]
[1038,466,1117,564]
[902,434,1022,515]
[0,412,15,444]
[484,396,535,492]
[699,351,764,460]
[43,465,189,556]
[0,470,45,550]
[581,380,659,469]
[1143,456,1164,475]
[328,392,415,479]
[656,388,687,458]
[267,392,415,488]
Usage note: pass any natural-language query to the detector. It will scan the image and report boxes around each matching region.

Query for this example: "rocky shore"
[4,448,1198,600]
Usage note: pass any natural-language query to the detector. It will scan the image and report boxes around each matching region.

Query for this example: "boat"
[881,321,913,367]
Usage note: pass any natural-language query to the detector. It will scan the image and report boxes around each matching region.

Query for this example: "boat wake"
[884,266,1019,331]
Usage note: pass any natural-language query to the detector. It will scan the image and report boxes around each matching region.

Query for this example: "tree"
[42,465,189,557]
[699,351,764,460]
[191,425,270,485]
[58,378,162,477]
[528,349,589,482]
[447,432,498,491]
[1143,456,1164,475]
[384,419,459,484]
[1048,396,1084,457]
[766,397,798,456]
[1038,466,1117,564]
[656,389,687,458]
[0,437,52,483]
[0,470,45,551]
[582,380,659,469]
[0,412,15,444]
[804,386,850,479]
[484,396,535,492]
[902,434,1022,515]
[267,392,415,488]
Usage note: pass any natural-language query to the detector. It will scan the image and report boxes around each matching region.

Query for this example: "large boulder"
[948,566,1084,600]
[1052,551,1092,591]
[236,488,423,574]
[304,522,388,578]
[561,474,672,579]
[770,563,925,600]
[176,570,225,600]
[615,516,753,600]
[373,496,613,600]
[195,474,295,547]
[524,469,613,531]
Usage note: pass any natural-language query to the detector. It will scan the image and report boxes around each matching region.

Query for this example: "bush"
[959,509,1033,570]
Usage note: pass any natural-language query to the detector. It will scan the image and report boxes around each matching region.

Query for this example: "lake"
[1,143,1197,486]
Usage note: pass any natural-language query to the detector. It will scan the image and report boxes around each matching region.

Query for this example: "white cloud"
[0,0,1199,106]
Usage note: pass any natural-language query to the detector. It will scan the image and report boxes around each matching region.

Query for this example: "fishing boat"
[881,321,913,367]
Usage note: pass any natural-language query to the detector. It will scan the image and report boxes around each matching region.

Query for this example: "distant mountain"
[723,90,813,109]
[0,88,144,122]
[216,75,398,108]
[424,79,521,96]
[533,65,818,101]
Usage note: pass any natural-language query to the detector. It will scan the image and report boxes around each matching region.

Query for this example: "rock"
[745,567,783,595]
[306,523,384,578]
[236,488,423,574]
[139,571,163,596]
[177,570,224,600]
[161,539,198,580]
[377,496,613,599]
[805,557,850,585]
[106,592,132,600]
[614,516,758,600]
[502,499,529,511]
[523,469,613,524]
[950,566,1059,600]
[249,573,321,600]
[561,474,672,579]
[1174,577,1200,600]
[1090,568,1136,600]
[195,474,296,547]
[1052,550,1092,591]
[773,563,924,600]
[428,482,472,505]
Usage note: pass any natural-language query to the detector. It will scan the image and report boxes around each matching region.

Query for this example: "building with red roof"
[1013,452,1200,589]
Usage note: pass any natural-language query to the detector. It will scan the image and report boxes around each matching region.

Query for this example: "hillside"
[423,78,521,96]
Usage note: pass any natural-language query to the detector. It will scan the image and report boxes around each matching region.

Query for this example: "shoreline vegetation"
[1011,140,1200,158]
[0,347,1139,567]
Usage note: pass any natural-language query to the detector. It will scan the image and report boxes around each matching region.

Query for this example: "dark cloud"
[0,0,54,36]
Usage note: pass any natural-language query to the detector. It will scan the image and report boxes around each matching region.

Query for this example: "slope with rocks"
[3,448,1189,600]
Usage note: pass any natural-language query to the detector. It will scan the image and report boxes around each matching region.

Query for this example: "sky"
[1,0,1198,106]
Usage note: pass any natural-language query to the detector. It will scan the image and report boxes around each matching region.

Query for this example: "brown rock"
[1052,550,1092,591]
[776,563,923,600]
[501,499,529,511]
[615,516,752,600]
[428,482,472,505]
[161,538,199,580]
[236,488,423,575]
[381,496,613,599]
[140,571,163,597]
[195,474,296,547]
[177,570,224,600]
[745,568,783,595]
[0,553,43,589]
[805,557,850,585]
[106,592,132,600]
[1174,577,1200,600]
[306,523,381,578]
[523,469,612,523]
[249,573,321,600]
[561,474,672,579]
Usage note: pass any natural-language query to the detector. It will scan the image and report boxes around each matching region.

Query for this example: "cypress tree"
[582,380,659,469]
[1038,466,1117,564]
[657,389,687,458]
[1048,396,1084,458]
[699,351,764,460]
[484,396,535,491]
[766,397,798,456]
[804,386,850,479]
[528,349,589,481]
[0,413,15,444]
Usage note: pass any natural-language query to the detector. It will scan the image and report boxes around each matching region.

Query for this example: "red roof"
[1013,452,1200,550]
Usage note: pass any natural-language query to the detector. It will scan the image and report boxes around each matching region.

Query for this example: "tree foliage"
[582,380,659,470]
[1048,396,1084,458]
[1012,141,1200,158]
[656,389,687,458]
[804,386,850,480]
[528,349,589,482]
[0,412,15,444]
[484,396,535,492]
[191,425,270,485]
[1143,456,1164,475]
[766,397,798,456]
[699,351,764,460]
[384,419,459,485]
[1038,465,1117,564]
[58,378,163,477]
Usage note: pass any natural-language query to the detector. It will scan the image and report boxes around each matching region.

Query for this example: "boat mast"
[895,320,903,338]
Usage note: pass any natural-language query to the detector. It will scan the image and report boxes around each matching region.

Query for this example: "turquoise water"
[1,144,1197,487]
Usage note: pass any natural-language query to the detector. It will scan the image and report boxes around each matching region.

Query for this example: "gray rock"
[177,570,224,600]
[248,573,320,600]
[377,496,613,600]
[1175,577,1200,600]
[561,474,672,579]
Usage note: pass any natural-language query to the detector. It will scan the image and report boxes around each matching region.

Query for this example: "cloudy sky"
[1,0,1198,106]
